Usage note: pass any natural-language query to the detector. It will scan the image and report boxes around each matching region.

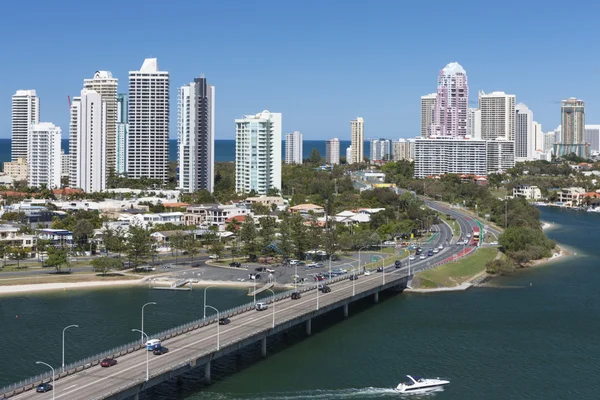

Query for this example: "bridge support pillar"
[343,303,349,318]
[261,337,267,358]
[204,361,211,384]
[305,318,312,336]
[374,291,379,303]
[132,394,139,400]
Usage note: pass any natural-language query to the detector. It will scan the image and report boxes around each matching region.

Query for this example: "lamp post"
[265,288,275,328]
[62,324,79,372]
[358,246,369,273]
[35,361,55,400]
[131,329,150,381]
[204,305,220,350]
[203,285,216,319]
[141,302,156,343]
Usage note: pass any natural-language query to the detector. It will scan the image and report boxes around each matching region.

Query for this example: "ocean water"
[0,139,370,166]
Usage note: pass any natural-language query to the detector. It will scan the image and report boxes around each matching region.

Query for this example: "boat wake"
[198,387,444,399]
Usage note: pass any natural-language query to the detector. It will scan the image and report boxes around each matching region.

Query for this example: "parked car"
[316,262,325,267]
[219,317,231,325]
[349,274,359,281]
[36,383,53,393]
[229,262,241,268]
[297,261,306,267]
[100,358,118,367]
[249,273,261,280]
[314,274,325,281]
[153,346,169,355]
[306,263,318,268]
[320,285,332,293]
[255,267,266,272]
[291,292,301,300]
[255,302,268,311]
[289,259,300,265]
[266,268,275,273]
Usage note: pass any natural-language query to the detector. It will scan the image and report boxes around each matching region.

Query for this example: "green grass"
[361,250,408,271]
[415,247,498,288]
[438,213,461,238]
[489,188,509,199]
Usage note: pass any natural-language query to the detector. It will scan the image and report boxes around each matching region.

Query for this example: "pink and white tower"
[429,62,469,137]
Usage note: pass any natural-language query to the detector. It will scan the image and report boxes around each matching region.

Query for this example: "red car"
[101,358,118,367]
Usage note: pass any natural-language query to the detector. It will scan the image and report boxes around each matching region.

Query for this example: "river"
[1,207,599,399]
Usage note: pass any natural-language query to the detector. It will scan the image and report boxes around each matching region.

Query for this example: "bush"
[486,259,516,275]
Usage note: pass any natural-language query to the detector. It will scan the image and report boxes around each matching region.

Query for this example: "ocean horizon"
[0,139,370,166]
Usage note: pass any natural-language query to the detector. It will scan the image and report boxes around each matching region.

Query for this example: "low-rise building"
[556,187,591,206]
[183,204,250,230]
[0,225,36,252]
[245,196,285,207]
[36,229,73,246]
[288,203,325,215]
[128,212,184,229]
[513,185,542,200]
[3,158,28,181]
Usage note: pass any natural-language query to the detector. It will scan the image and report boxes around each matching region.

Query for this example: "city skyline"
[0,1,598,141]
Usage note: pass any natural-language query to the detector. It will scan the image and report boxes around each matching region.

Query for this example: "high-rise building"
[61,150,70,177]
[555,98,588,158]
[487,139,515,173]
[515,103,534,160]
[69,97,81,186]
[533,121,544,153]
[430,62,468,137]
[350,117,364,163]
[544,132,556,153]
[177,77,215,193]
[346,146,352,164]
[467,108,481,139]
[11,90,39,162]
[127,58,170,181]
[235,110,281,194]
[479,91,516,141]
[115,93,128,174]
[392,139,415,161]
[28,122,61,189]
[420,93,436,137]
[370,138,391,162]
[72,89,107,193]
[285,131,303,164]
[325,138,340,165]
[414,137,486,178]
[83,71,117,172]
[585,125,600,153]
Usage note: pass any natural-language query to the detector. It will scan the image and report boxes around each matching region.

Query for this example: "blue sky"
[1,0,599,140]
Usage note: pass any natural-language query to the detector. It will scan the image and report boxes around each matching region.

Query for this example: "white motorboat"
[587,207,600,213]
[394,375,450,393]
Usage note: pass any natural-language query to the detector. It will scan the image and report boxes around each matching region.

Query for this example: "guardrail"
[0,265,406,399]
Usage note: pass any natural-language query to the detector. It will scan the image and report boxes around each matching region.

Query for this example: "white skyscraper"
[177,76,215,193]
[28,122,61,189]
[115,93,128,174]
[533,121,544,153]
[487,139,515,173]
[11,90,39,162]
[515,103,534,160]
[346,146,352,164]
[285,131,303,164]
[414,138,487,178]
[83,71,117,172]
[392,139,415,161]
[73,89,107,193]
[370,139,391,161]
[350,117,364,164]
[326,138,340,165]
[127,58,170,181]
[467,108,481,139]
[421,93,436,137]
[585,125,600,153]
[479,91,516,141]
[235,110,282,194]
[544,132,556,153]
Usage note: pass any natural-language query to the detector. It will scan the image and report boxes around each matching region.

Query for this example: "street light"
[131,329,150,381]
[141,302,157,343]
[204,305,220,350]
[358,246,369,273]
[203,285,216,319]
[265,288,275,328]
[35,361,55,400]
[62,324,79,372]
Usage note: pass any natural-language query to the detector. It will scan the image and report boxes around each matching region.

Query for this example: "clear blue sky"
[1,0,599,140]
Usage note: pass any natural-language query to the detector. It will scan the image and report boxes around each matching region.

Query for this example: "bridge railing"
[0,265,406,399]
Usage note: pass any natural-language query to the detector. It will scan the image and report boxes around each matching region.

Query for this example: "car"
[255,267,266,272]
[314,274,325,281]
[320,285,331,293]
[316,262,325,267]
[364,270,371,276]
[349,274,359,281]
[249,273,261,280]
[306,263,318,268]
[438,244,444,250]
[208,255,218,259]
[219,317,231,325]
[394,260,402,267]
[100,358,118,367]
[466,233,472,238]
[419,254,426,260]
[229,262,241,268]
[266,268,275,273]
[291,292,301,300]
[153,346,169,355]
[490,241,499,246]
[289,259,300,265]
[433,248,439,254]
[376,266,384,272]
[162,264,171,269]
[409,255,416,261]
[297,261,306,266]
[146,339,161,350]
[255,302,268,311]
[36,383,53,393]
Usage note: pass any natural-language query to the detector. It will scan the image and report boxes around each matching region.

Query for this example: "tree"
[72,219,95,250]
[9,245,28,269]
[239,215,259,258]
[290,213,309,258]
[309,148,322,165]
[1,211,26,223]
[0,242,7,268]
[126,226,153,268]
[170,231,187,263]
[258,217,277,251]
[91,256,122,276]
[277,214,294,258]
[36,239,52,264]
[46,246,69,273]
[182,234,201,262]
[210,240,225,260]
[102,227,127,256]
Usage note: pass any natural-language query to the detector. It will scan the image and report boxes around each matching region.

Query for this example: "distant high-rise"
[515,103,534,160]
[370,138,391,161]
[83,71,117,172]
[420,93,436,137]
[11,90,39,162]
[544,132,556,153]
[115,93,128,174]
[325,138,340,165]
[392,139,415,161]
[533,121,544,153]
[585,125,600,153]
[346,146,352,164]
[285,131,303,164]
[178,76,215,193]
[69,97,81,186]
[487,139,515,173]
[479,91,516,141]
[467,108,481,139]
[235,110,281,194]
[350,117,364,163]
[28,122,61,189]
[555,98,587,158]
[430,62,468,137]
[73,89,107,193]
[127,58,170,181]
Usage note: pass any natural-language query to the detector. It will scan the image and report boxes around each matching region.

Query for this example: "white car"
[419,255,426,260]
[438,244,443,250]
[266,268,275,273]
[208,255,218,259]
[409,255,416,261]
[433,248,439,254]
[490,241,499,246]
[364,270,372,276]
[466,233,472,238]
[255,303,268,311]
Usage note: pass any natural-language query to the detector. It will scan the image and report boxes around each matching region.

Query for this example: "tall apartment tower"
[420,93,436,137]
[73,89,108,193]
[515,103,534,160]
[561,98,585,145]
[467,108,481,139]
[235,110,282,194]
[430,62,468,137]
[115,93,128,174]
[584,125,600,153]
[325,138,340,165]
[285,131,303,164]
[350,117,364,164]
[479,91,516,141]
[11,90,39,162]
[177,76,215,193]
[28,122,61,189]
[83,71,117,172]
[370,138,391,161]
[127,58,170,181]
[69,97,81,186]
[533,121,544,153]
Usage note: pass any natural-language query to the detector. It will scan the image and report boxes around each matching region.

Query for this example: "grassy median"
[0,273,141,286]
